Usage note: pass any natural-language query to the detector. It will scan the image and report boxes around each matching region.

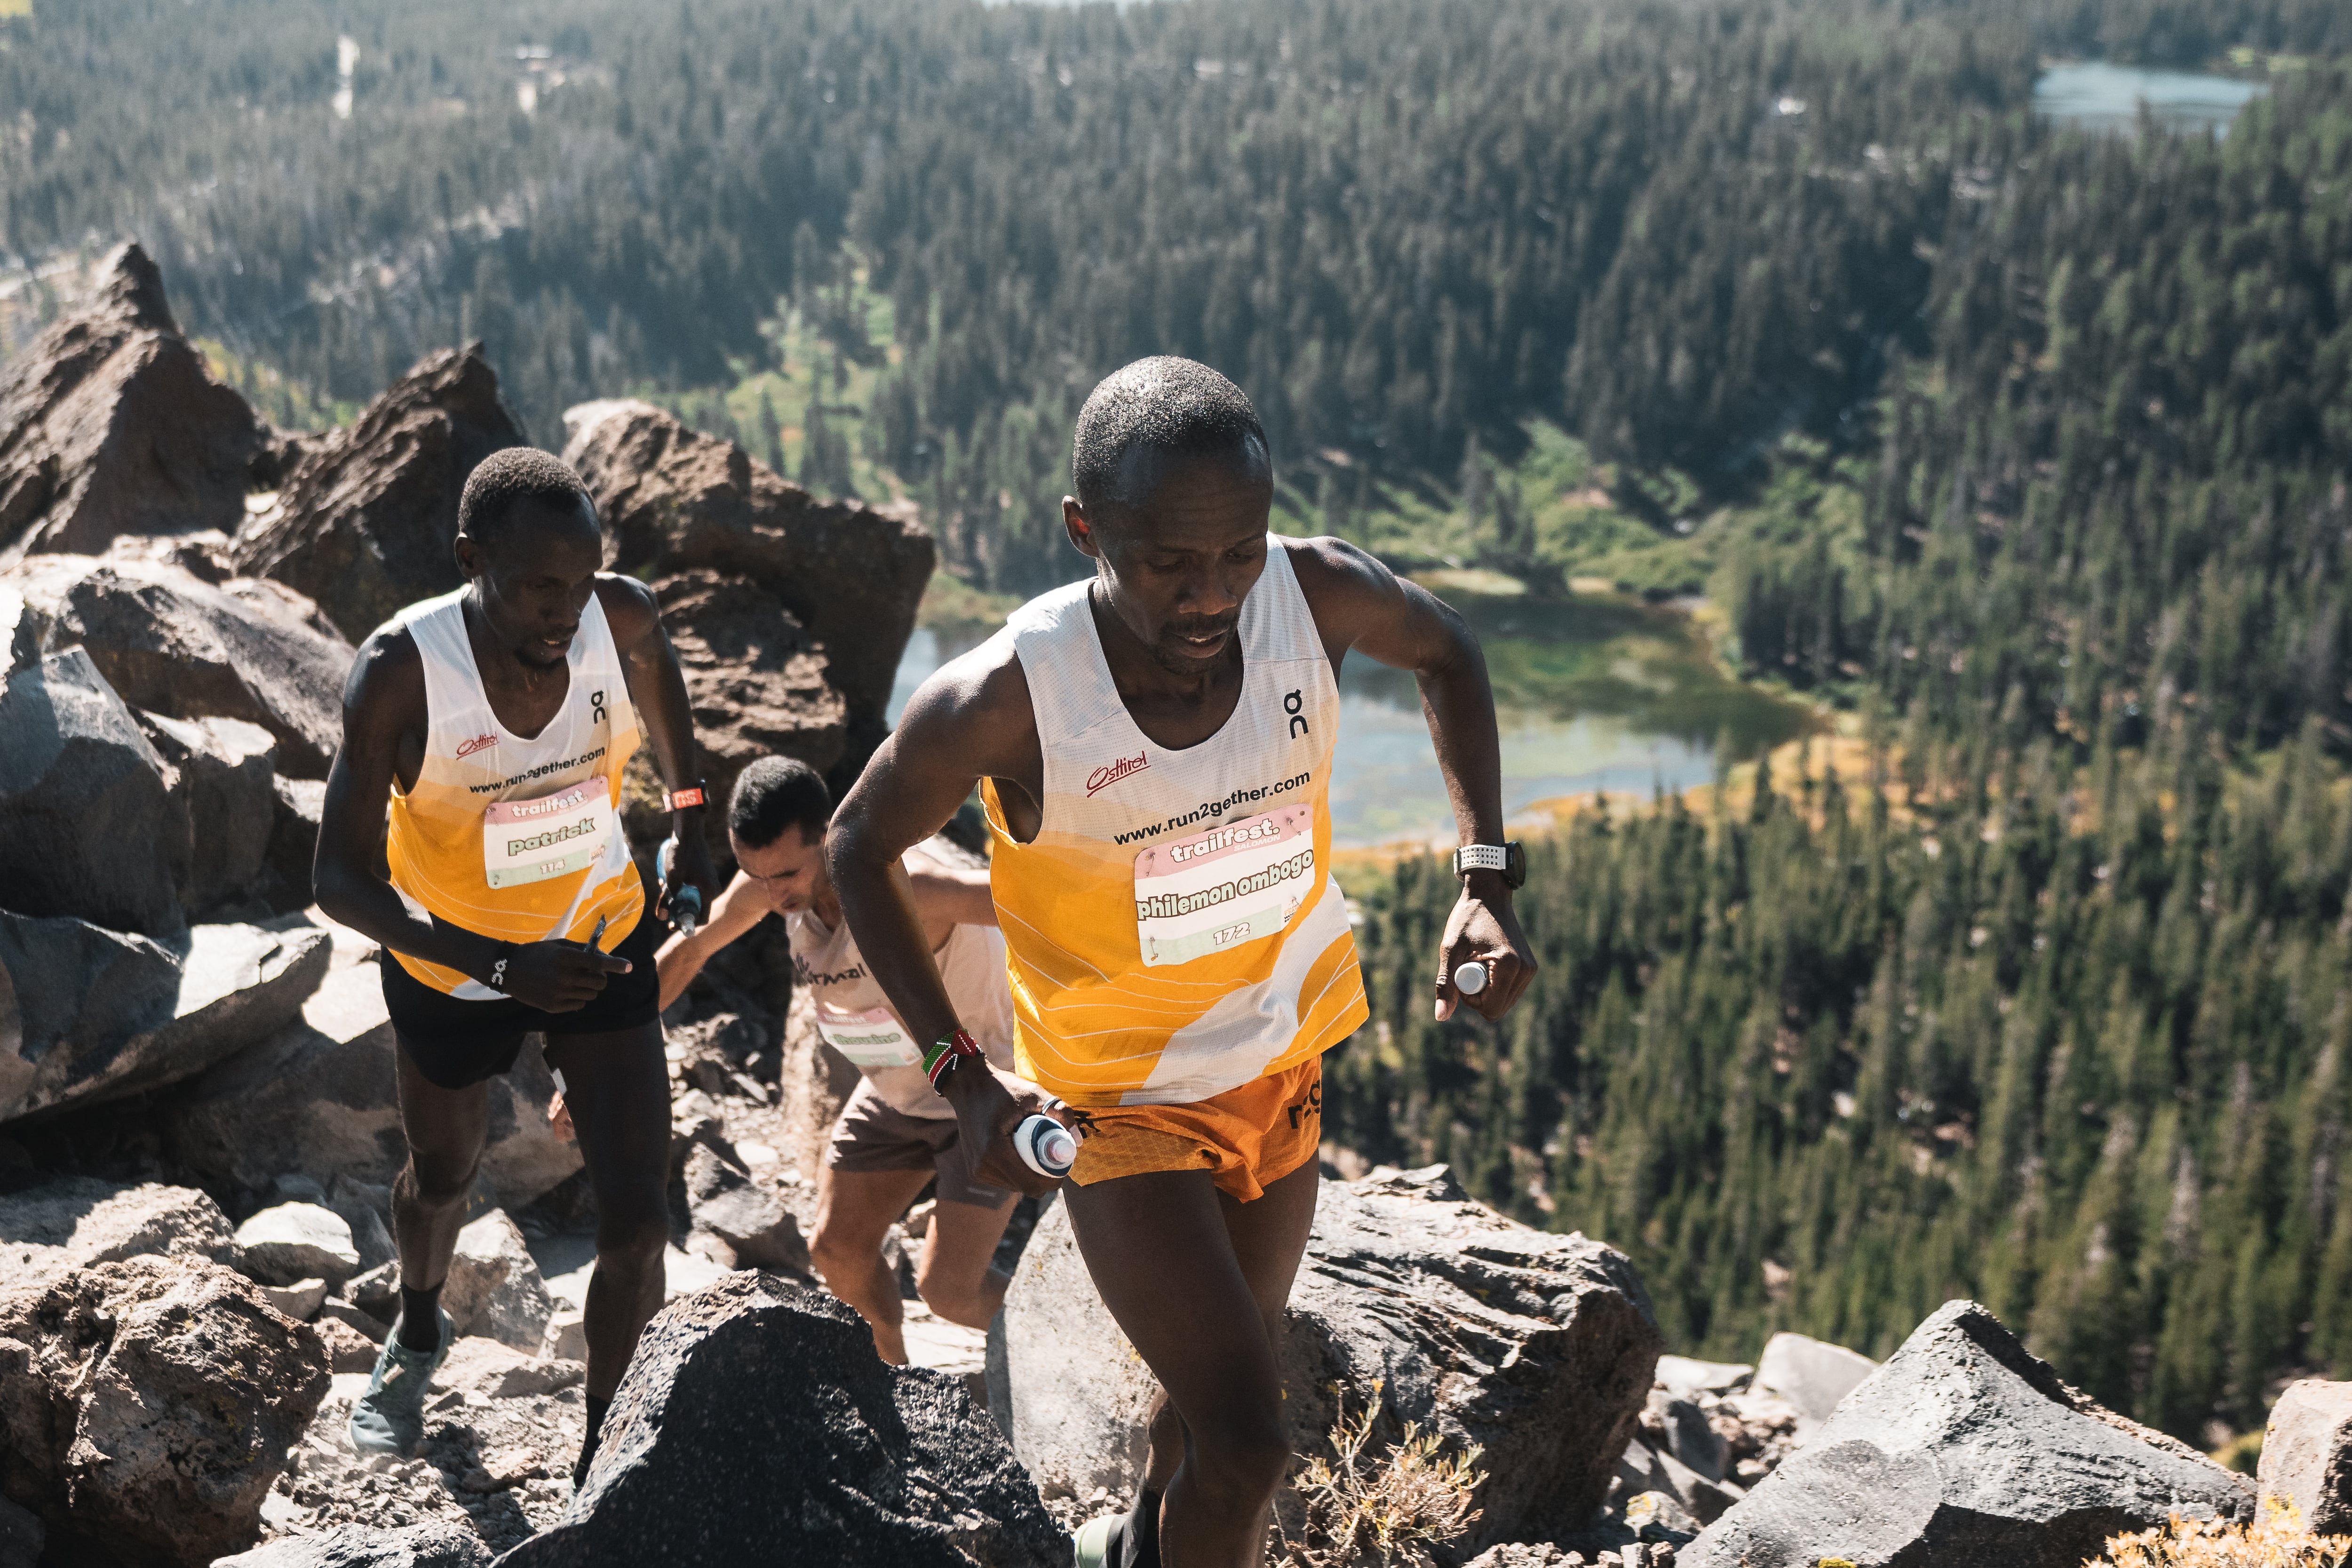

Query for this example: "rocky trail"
[3,247,2348,1568]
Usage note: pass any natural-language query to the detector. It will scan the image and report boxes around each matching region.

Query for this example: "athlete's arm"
[313,629,629,1011]
[598,575,720,920]
[1287,536,1537,1021]
[905,860,998,930]
[652,868,771,1011]
[828,647,1060,1196]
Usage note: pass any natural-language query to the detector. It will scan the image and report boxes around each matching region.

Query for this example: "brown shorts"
[825,1078,1015,1210]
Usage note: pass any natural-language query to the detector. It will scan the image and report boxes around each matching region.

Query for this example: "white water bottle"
[1014,1114,1077,1178]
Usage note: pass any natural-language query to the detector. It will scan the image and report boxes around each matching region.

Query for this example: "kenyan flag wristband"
[923,1029,981,1094]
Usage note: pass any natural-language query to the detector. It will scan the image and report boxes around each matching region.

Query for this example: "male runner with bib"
[828,358,1536,1568]
[313,448,718,1476]
[647,756,1023,1362]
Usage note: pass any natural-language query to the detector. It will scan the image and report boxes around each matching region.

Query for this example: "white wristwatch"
[1452,842,1526,890]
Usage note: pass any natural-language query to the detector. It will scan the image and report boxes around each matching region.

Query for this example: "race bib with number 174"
[482,781,616,889]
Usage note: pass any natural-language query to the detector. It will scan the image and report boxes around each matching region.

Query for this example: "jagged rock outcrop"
[1751,1330,1877,1433]
[1683,1299,2255,1568]
[2261,1379,2352,1534]
[641,566,847,832]
[0,646,189,938]
[561,397,932,767]
[165,957,579,1210]
[234,345,527,640]
[0,1177,243,1294]
[215,1521,494,1568]
[0,1256,330,1567]
[498,1272,1067,1568]
[0,243,267,564]
[139,712,281,915]
[5,551,354,778]
[995,1165,1662,1556]
[0,915,330,1124]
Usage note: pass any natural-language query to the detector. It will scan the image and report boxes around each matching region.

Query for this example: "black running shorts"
[380,912,664,1089]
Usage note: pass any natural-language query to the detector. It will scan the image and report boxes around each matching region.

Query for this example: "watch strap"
[1453,844,1511,874]
[665,781,709,812]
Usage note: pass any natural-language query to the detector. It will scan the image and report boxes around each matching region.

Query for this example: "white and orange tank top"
[789,842,1018,1121]
[980,537,1367,1107]
[382,587,645,998]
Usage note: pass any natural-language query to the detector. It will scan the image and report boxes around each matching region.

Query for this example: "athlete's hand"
[497,939,633,1013]
[1434,888,1536,1022]
[547,1091,576,1142]
[947,1064,1066,1197]
[659,832,722,929]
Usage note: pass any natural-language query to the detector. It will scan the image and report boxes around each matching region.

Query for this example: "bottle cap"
[1453,960,1489,996]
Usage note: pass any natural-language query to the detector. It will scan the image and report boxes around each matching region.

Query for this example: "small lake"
[2033,62,2265,136]
[887,578,1815,850]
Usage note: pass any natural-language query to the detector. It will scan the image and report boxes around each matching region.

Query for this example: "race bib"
[1133,805,1316,967]
[482,780,615,889]
[813,1003,921,1069]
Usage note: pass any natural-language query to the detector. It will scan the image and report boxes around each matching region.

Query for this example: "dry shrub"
[2088,1500,2352,1567]
[1267,1383,1485,1568]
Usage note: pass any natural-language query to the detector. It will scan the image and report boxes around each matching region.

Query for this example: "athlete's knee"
[593,1209,667,1274]
[401,1149,480,1212]
[1186,1400,1291,1499]
[808,1216,874,1281]
[912,1254,1002,1325]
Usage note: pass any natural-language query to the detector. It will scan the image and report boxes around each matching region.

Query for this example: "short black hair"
[1071,357,1269,517]
[458,447,593,547]
[729,756,832,850]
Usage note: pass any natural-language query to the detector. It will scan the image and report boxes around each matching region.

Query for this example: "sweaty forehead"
[1105,447,1272,544]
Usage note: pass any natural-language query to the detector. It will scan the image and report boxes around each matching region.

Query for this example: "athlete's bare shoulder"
[342,621,425,724]
[1279,534,1419,668]
[896,630,1039,783]
[592,573,660,645]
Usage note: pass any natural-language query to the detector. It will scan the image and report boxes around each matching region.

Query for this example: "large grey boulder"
[1683,1299,2255,1568]
[1752,1330,1878,1432]
[0,243,267,564]
[236,1202,363,1289]
[995,1165,1662,1554]
[165,958,580,1210]
[495,1272,1067,1568]
[2259,1378,2352,1534]
[5,551,354,778]
[232,345,526,642]
[140,712,279,915]
[0,1256,329,1567]
[213,1520,493,1568]
[0,914,331,1124]
[0,646,188,938]
[442,1210,554,1353]
[561,398,931,778]
[0,1176,243,1294]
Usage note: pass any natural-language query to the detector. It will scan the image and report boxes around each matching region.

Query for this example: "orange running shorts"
[1065,1055,1325,1203]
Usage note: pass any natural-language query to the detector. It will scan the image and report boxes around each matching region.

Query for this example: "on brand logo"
[590,688,609,726]
[1088,753,1150,796]
[1284,689,1309,739]
[455,732,499,760]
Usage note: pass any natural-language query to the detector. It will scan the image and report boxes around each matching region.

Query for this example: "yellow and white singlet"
[383,588,645,997]
[981,537,1367,1108]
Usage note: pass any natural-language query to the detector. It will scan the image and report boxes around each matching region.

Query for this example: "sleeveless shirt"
[382,587,645,998]
[979,537,1367,1108]
[790,844,1017,1120]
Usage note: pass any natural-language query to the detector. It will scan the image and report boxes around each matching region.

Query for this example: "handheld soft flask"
[1014,1114,1077,1178]
[657,837,703,936]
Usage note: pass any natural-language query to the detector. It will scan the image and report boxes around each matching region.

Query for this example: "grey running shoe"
[347,1308,454,1457]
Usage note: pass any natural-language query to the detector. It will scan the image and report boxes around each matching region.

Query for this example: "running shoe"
[1072,1514,1121,1568]
[347,1307,454,1457]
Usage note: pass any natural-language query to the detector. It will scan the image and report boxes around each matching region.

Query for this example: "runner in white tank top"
[313,449,718,1481]
[827,358,1538,1568]
[651,756,1023,1365]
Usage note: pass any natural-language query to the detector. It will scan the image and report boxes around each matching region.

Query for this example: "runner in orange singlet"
[828,358,1536,1568]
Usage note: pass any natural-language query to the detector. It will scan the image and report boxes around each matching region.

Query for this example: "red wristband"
[665,783,707,811]
[923,1029,981,1094]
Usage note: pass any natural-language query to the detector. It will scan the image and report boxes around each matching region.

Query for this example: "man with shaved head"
[829,357,1536,1567]
[314,447,717,1480]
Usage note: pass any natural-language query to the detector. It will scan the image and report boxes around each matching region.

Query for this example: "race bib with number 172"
[1132,805,1316,967]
